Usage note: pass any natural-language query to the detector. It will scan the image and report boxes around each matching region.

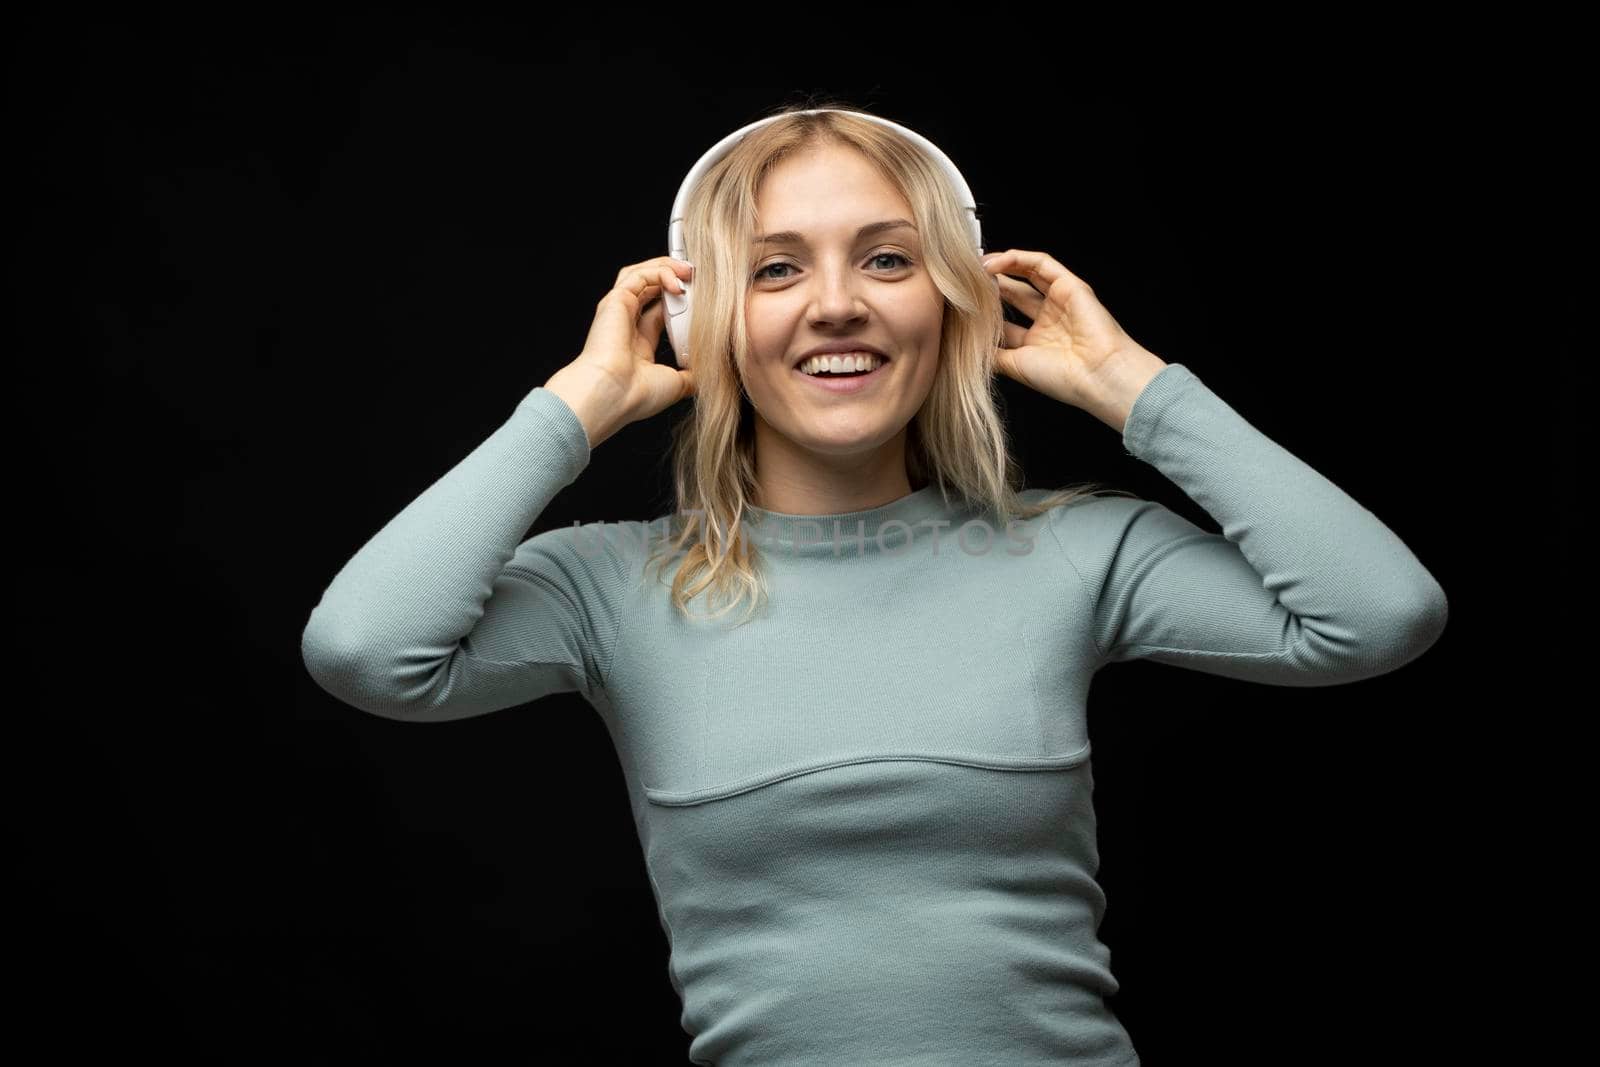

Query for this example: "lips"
[796,352,889,377]
[793,345,889,370]
[793,357,889,392]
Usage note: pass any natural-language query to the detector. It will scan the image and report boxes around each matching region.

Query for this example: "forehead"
[752,145,916,246]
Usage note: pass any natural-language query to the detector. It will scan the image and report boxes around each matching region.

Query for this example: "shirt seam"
[1016,625,1050,756]
[598,524,650,695]
[1118,643,1292,659]
[496,565,596,690]
[1100,529,1217,661]
[1043,512,1106,662]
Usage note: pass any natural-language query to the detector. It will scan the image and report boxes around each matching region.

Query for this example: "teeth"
[800,352,884,376]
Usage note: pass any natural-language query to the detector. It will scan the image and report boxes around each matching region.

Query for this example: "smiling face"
[741,141,944,494]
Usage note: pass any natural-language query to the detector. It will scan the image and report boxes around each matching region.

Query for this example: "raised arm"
[1051,363,1449,685]
[301,254,696,721]
[299,387,638,720]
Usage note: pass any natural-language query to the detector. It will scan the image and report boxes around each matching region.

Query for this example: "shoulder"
[1019,487,1152,534]
[1022,487,1197,561]
[508,512,678,590]
[1026,488,1217,589]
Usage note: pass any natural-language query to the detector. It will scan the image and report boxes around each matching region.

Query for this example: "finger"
[983,249,1089,298]
[635,265,683,297]
[996,273,1045,319]
[619,257,694,287]
[628,265,690,342]
[640,289,667,339]
[983,251,1044,301]
[607,282,663,340]
[991,341,1023,384]
[1000,321,1027,349]
[625,266,681,303]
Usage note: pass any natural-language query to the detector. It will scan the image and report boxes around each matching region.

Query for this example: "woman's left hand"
[982,249,1169,432]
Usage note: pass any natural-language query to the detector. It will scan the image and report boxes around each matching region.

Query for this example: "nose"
[805,264,869,328]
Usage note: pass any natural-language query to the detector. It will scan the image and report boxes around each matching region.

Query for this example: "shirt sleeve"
[299,386,638,721]
[1049,363,1449,685]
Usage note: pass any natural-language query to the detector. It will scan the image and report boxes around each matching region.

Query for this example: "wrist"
[1084,348,1169,435]
[543,364,629,449]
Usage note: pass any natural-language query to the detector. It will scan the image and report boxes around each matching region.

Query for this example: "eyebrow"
[752,218,918,246]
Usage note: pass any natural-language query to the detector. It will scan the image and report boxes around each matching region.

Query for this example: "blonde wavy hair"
[645,100,1133,624]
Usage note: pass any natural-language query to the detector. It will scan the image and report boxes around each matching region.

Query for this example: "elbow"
[300,612,414,721]
[1401,572,1449,646]
[1411,582,1450,654]
[1369,583,1449,672]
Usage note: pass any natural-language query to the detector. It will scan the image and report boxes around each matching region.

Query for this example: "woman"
[302,105,1448,1065]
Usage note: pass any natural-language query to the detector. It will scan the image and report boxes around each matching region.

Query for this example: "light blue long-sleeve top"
[301,363,1448,1065]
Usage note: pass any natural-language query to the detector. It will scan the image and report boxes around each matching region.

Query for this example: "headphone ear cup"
[665,282,692,368]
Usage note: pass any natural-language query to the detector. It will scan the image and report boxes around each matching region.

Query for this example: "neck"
[750,418,914,516]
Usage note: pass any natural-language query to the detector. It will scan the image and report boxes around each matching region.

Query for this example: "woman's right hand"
[544,256,697,449]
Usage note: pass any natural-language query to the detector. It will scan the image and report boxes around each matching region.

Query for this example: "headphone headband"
[663,109,983,368]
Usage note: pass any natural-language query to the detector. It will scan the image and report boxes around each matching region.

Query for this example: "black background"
[11,6,1578,1064]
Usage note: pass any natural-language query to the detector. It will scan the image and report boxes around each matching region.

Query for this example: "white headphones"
[662,109,985,369]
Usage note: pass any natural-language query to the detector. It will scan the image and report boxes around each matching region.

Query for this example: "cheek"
[895,288,946,340]
[744,300,788,352]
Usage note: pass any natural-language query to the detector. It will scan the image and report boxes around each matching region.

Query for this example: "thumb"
[992,344,1021,382]
[993,344,1046,393]
[642,362,696,414]
[641,293,667,340]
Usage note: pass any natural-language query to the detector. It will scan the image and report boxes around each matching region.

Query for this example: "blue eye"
[753,250,913,282]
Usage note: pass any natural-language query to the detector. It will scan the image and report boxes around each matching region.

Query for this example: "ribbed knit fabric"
[302,363,1448,1065]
